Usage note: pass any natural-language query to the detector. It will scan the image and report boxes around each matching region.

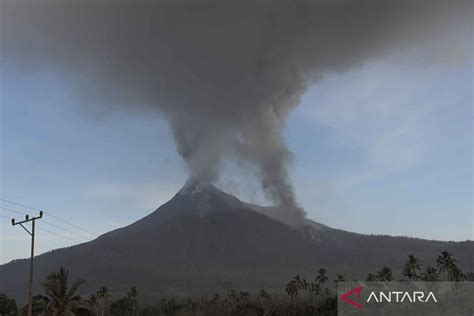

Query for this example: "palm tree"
[127,286,139,316]
[465,272,474,281]
[0,292,17,316]
[366,273,376,281]
[285,279,298,299]
[449,266,465,281]
[437,250,462,280]
[333,273,346,286]
[376,266,394,281]
[258,289,270,300]
[301,278,309,292]
[420,266,440,281]
[402,254,423,280]
[315,269,328,286]
[31,295,50,315]
[337,273,345,282]
[96,286,111,316]
[85,294,98,316]
[308,282,321,297]
[437,251,454,273]
[292,275,308,292]
[42,267,87,315]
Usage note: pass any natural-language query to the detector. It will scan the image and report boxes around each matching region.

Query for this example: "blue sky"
[1,54,472,264]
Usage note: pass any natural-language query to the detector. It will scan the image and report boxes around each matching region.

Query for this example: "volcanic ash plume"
[1,0,471,224]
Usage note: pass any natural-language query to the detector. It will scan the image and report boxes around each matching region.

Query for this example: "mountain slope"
[1,181,473,303]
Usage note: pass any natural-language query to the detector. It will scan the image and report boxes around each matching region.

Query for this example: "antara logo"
[340,286,364,309]
[367,291,438,303]
[340,287,438,309]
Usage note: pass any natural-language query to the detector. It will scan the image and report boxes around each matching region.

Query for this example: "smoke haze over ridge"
[1,0,471,224]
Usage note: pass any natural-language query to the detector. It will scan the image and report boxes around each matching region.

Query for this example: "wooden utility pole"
[12,211,43,316]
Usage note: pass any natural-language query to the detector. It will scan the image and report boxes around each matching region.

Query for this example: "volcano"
[1,180,473,302]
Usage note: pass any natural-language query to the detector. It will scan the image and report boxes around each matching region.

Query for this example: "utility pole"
[12,211,43,316]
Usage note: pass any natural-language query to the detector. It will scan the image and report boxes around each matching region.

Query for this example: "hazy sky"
[1,52,472,264]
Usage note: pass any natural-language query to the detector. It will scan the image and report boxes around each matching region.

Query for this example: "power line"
[42,212,98,238]
[35,226,81,243]
[0,216,82,243]
[0,206,92,241]
[0,205,28,216]
[0,199,40,212]
[41,219,92,241]
[0,198,98,237]
[0,198,41,212]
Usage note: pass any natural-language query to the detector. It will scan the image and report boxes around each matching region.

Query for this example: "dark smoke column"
[1,0,470,225]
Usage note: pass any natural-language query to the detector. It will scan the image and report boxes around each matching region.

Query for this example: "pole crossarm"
[11,211,43,226]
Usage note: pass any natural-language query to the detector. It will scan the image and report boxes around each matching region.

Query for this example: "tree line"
[1,250,472,315]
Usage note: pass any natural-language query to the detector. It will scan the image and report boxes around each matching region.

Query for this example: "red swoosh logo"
[340,286,364,309]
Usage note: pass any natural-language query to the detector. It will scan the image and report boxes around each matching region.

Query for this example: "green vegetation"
[41,267,88,314]
[1,251,472,315]
[402,254,423,280]
[0,292,17,316]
